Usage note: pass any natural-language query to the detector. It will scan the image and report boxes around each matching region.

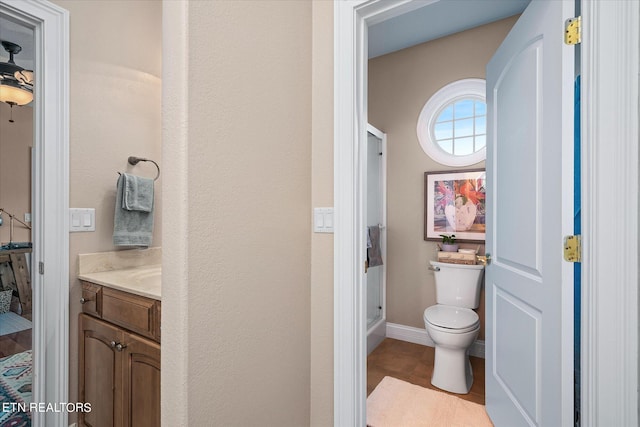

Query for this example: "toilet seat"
[424,305,479,334]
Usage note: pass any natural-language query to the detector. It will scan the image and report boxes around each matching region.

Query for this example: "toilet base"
[431,346,474,394]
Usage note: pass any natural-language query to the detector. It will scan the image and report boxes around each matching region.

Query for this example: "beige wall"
[0,103,32,244]
[368,16,518,338]
[51,0,162,414]
[310,1,334,426]
[163,1,312,425]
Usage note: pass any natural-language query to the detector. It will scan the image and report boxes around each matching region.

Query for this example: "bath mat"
[0,312,32,336]
[0,350,32,425]
[367,376,493,427]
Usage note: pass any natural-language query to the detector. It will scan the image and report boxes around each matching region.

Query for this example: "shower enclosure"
[366,125,386,354]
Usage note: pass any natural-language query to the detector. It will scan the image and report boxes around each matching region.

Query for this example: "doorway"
[334,1,639,426]
[365,10,516,418]
[0,76,34,426]
[0,2,69,426]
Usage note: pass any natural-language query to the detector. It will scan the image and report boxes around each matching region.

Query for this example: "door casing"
[333,0,639,426]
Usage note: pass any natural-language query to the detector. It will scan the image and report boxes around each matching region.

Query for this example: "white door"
[485,0,575,426]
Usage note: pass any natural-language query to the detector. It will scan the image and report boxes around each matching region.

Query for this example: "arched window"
[417,79,486,167]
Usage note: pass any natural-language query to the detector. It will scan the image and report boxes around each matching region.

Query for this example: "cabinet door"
[121,332,161,427]
[79,314,123,427]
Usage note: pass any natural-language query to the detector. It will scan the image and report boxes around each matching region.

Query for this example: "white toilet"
[424,260,484,394]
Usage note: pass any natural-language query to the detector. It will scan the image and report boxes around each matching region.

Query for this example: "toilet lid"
[424,305,479,330]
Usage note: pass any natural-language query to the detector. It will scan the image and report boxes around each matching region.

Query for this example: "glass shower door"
[366,130,384,329]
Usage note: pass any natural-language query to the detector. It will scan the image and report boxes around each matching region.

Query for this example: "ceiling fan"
[0,41,34,122]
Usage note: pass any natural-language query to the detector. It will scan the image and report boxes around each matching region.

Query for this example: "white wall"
[0,103,32,244]
[310,1,335,425]
[163,1,313,425]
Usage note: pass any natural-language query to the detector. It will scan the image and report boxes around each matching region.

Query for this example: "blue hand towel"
[113,174,154,247]
[122,173,154,212]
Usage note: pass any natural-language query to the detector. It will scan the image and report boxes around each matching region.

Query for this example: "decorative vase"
[441,244,459,253]
[445,201,477,231]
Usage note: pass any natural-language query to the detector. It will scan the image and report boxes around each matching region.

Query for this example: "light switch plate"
[313,208,334,233]
[70,208,95,232]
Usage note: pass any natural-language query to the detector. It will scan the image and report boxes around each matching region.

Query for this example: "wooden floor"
[367,338,485,405]
[0,312,32,359]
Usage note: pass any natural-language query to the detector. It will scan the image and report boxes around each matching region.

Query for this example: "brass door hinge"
[564,235,582,262]
[565,16,582,45]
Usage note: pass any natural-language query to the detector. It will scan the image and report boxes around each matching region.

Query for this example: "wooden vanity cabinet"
[79,315,120,427]
[79,281,160,427]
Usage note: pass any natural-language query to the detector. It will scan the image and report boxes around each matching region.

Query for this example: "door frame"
[579,2,639,426]
[0,2,69,426]
[333,0,639,425]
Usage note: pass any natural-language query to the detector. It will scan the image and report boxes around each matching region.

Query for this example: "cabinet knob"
[80,297,93,304]
[110,341,117,348]
[115,343,127,352]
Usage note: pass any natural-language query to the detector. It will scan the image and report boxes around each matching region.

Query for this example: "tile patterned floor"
[367,338,485,405]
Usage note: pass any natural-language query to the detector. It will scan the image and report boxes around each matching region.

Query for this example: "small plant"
[439,234,456,245]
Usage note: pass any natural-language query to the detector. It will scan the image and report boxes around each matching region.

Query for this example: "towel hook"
[127,156,160,181]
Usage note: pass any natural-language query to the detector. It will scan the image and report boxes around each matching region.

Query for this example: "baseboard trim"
[367,319,386,355]
[386,322,485,359]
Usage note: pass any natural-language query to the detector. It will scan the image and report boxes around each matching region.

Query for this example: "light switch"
[324,212,333,228]
[70,208,95,232]
[313,207,334,233]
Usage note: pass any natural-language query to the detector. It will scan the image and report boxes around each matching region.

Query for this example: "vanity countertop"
[78,264,161,301]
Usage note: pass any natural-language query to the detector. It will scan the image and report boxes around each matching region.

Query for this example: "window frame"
[417,78,487,167]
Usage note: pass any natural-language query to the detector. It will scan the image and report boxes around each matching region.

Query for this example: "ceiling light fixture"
[0,41,34,122]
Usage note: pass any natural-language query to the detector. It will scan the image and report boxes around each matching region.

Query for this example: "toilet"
[424,260,484,394]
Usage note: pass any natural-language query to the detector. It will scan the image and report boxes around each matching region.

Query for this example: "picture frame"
[424,169,486,242]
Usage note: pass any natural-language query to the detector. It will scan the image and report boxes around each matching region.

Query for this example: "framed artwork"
[424,169,486,242]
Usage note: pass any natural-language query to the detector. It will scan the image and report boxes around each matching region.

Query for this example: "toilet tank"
[429,261,485,309]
